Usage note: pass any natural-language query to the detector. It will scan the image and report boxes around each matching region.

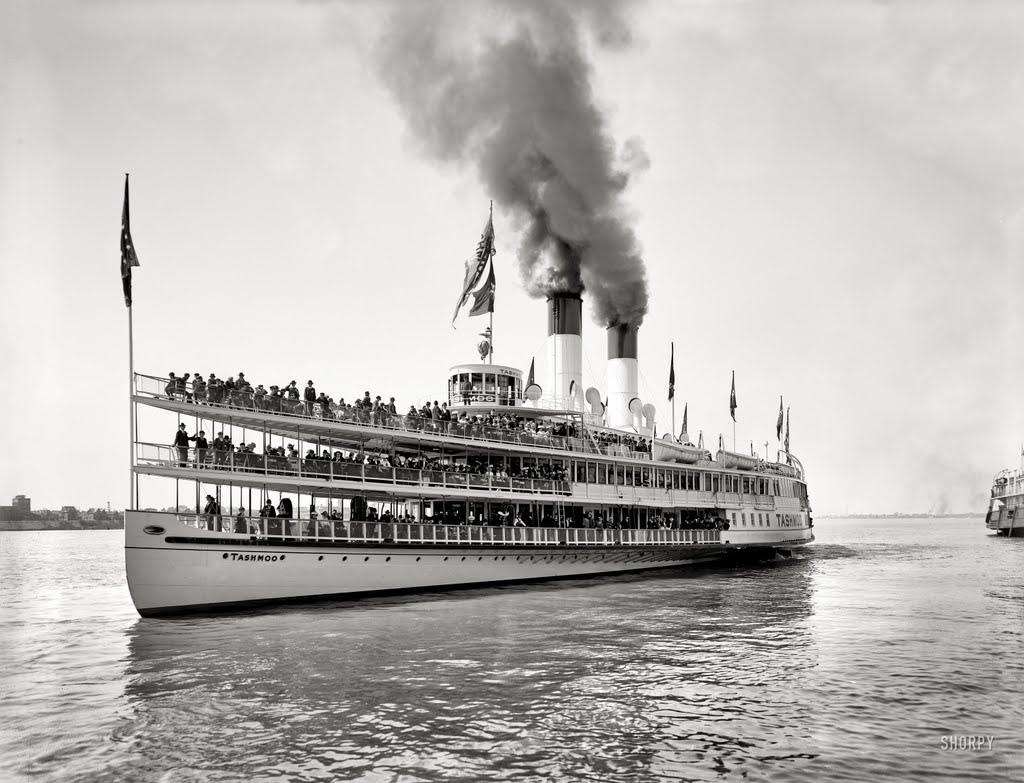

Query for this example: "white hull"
[125,512,812,616]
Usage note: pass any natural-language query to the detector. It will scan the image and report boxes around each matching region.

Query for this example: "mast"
[489,199,493,365]
[128,303,135,509]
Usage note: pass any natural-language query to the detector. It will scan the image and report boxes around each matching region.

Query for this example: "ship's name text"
[228,553,282,563]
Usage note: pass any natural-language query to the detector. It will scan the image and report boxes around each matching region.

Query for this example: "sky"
[1,0,1022,515]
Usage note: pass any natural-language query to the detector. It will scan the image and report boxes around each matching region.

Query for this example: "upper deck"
[135,372,806,482]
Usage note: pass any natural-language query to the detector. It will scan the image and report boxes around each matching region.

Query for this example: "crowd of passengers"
[200,497,727,534]
[173,426,570,482]
[162,371,651,455]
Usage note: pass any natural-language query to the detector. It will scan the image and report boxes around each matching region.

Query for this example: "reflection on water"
[116,565,818,782]
[2,521,1022,782]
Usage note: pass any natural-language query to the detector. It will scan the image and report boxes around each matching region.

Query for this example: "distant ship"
[123,222,814,617]
[985,454,1024,536]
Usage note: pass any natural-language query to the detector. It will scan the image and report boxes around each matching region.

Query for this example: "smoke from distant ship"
[376,0,649,327]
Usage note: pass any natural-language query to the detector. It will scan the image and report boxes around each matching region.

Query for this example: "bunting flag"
[668,342,675,401]
[776,396,784,441]
[120,174,140,307]
[698,431,704,450]
[467,259,495,317]
[729,370,737,422]
[452,205,495,325]
[526,357,535,387]
[680,402,688,441]
[784,406,791,463]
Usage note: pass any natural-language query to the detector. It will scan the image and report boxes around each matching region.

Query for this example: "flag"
[729,370,737,422]
[668,342,675,401]
[698,431,704,450]
[120,174,140,307]
[680,402,688,441]
[452,205,495,325]
[526,357,535,387]
[776,396,784,441]
[784,406,791,463]
[467,259,495,317]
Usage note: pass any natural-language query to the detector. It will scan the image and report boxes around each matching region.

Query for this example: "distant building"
[0,495,36,521]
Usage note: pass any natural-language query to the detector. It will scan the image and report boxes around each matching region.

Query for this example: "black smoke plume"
[375,0,648,326]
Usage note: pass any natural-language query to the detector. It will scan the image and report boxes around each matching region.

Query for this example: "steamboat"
[124,292,813,617]
[123,198,813,617]
[985,455,1024,536]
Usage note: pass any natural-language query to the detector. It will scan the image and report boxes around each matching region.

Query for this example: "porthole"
[222,553,228,559]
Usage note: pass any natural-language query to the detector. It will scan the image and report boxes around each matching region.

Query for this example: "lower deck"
[125,511,813,616]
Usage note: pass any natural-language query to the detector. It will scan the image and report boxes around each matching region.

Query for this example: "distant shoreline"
[0,519,124,532]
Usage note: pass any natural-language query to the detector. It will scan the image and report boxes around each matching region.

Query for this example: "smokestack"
[607,323,639,429]
[547,294,583,410]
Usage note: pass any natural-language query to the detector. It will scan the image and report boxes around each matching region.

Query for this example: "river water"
[0,517,1020,782]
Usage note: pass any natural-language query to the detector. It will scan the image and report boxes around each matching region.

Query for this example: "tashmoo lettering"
[229,553,281,563]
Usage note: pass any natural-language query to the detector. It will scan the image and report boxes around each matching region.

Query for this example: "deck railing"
[164,512,724,547]
[134,373,653,461]
[137,442,573,495]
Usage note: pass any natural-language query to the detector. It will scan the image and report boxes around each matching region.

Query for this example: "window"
[574,462,586,482]
[741,512,745,525]
[587,462,597,484]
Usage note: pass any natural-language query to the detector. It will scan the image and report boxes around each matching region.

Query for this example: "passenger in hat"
[173,423,189,467]
[203,494,221,531]
[188,429,209,465]
[192,373,207,403]
[304,380,316,416]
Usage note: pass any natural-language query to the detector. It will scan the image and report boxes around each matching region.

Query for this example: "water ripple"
[2,521,1022,782]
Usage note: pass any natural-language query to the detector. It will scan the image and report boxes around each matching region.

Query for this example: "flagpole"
[128,303,135,510]
[489,310,493,365]
[670,342,675,440]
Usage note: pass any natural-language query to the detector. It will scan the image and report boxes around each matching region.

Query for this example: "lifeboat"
[651,435,710,464]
